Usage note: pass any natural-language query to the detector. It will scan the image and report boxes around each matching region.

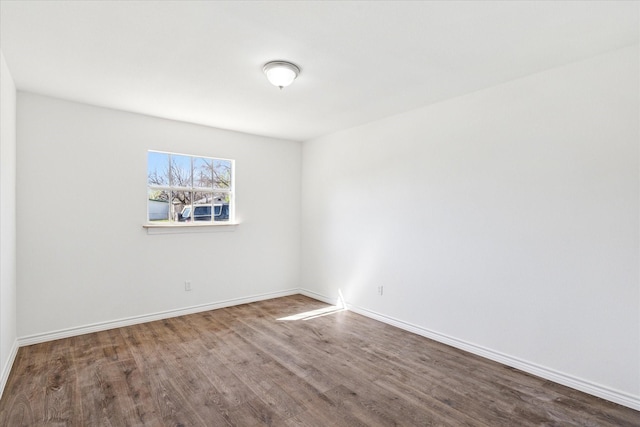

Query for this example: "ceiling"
[1,1,638,142]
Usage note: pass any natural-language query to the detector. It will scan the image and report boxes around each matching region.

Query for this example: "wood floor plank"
[77,359,129,426]
[0,392,36,427]
[226,397,285,426]
[191,347,257,409]
[207,332,307,420]
[1,295,638,426]
[131,322,207,427]
[148,322,233,427]
[0,344,48,426]
[41,341,81,426]
[323,384,398,426]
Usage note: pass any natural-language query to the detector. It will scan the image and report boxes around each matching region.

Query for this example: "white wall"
[302,46,639,404]
[0,51,18,395]
[17,93,301,338]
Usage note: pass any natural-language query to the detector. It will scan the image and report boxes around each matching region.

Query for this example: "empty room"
[1,1,639,425]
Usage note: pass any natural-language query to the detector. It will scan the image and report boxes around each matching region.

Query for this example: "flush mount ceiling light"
[263,60,301,89]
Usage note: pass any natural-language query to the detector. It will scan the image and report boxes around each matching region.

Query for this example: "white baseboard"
[298,289,640,411]
[17,289,299,347]
[298,288,340,306]
[0,339,18,399]
[345,301,639,411]
[13,288,640,411]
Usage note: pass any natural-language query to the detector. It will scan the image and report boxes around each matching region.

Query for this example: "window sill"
[143,222,239,235]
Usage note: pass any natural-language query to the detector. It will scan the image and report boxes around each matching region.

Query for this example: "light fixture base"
[263,60,301,89]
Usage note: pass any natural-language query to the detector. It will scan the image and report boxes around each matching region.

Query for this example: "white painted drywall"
[16,94,301,338]
[301,46,640,399]
[0,51,17,394]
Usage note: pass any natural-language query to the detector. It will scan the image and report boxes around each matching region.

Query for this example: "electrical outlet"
[378,285,384,296]
[185,281,192,291]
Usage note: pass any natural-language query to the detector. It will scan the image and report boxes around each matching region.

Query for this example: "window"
[147,150,234,224]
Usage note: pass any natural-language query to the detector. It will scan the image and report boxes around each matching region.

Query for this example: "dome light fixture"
[263,60,301,89]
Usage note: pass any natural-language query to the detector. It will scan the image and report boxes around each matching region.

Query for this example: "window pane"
[148,152,169,186]
[171,190,192,222]
[193,191,213,204]
[193,192,213,222]
[170,154,192,188]
[148,189,170,222]
[213,159,232,189]
[193,205,212,222]
[193,157,213,189]
[213,192,230,221]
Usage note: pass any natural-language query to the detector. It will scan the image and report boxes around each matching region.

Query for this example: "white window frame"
[145,150,235,229]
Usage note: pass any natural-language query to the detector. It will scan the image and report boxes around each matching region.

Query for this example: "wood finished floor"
[1,295,638,426]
